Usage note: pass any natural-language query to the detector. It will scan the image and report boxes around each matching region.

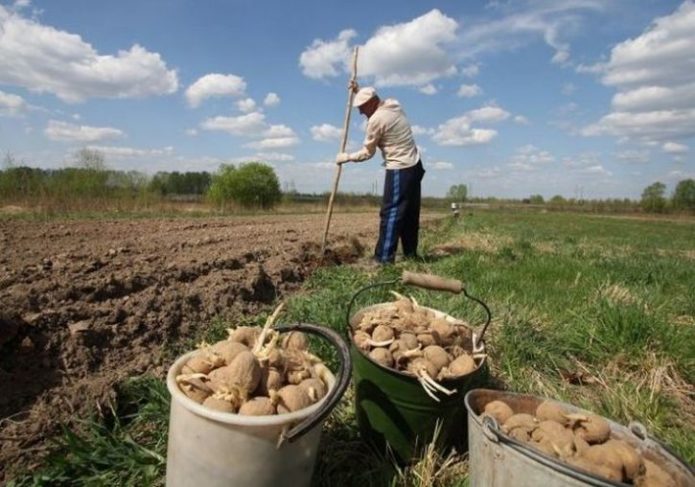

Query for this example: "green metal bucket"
[347,271,492,464]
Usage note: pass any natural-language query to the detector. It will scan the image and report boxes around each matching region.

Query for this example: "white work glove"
[335,152,350,165]
[348,80,359,94]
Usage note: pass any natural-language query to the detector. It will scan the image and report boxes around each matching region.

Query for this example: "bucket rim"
[349,302,487,382]
[167,350,336,427]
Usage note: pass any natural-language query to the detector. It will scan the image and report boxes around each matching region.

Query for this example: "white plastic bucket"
[165,323,351,487]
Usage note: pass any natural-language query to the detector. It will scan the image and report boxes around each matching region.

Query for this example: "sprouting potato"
[483,400,514,425]
[281,331,308,351]
[211,340,249,365]
[176,320,330,417]
[372,325,394,343]
[479,397,672,486]
[423,345,450,371]
[369,347,394,368]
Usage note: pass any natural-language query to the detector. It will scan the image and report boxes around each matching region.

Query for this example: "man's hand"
[335,152,350,165]
[348,80,359,94]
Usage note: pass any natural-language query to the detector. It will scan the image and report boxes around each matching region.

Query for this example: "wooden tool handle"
[321,46,359,253]
[401,271,463,294]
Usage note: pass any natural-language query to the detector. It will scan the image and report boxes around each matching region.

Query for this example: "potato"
[211,340,249,365]
[353,330,372,351]
[582,444,625,481]
[416,333,436,347]
[483,400,514,425]
[394,298,414,314]
[281,331,308,351]
[228,326,260,347]
[213,351,261,394]
[536,400,569,426]
[256,367,283,395]
[181,354,216,375]
[407,357,438,378]
[503,413,538,440]
[573,414,611,444]
[239,396,276,416]
[180,382,211,404]
[532,420,575,458]
[203,396,235,413]
[569,456,623,483]
[604,439,645,480]
[431,318,457,346]
[286,368,312,385]
[369,347,394,368]
[299,377,327,402]
[372,324,394,343]
[635,459,676,487]
[400,333,419,350]
[445,353,476,377]
[423,345,450,371]
[277,384,312,413]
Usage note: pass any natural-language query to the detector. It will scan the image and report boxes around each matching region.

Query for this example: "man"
[336,83,425,264]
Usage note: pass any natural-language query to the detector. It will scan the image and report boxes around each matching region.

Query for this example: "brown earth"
[0,212,436,480]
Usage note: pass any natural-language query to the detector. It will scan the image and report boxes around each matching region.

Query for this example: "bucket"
[165,323,351,487]
[465,388,695,487]
[348,271,492,464]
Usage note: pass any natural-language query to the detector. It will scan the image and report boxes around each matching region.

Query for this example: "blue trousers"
[375,160,425,263]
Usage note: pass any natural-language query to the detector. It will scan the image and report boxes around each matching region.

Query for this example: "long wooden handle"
[401,271,463,294]
[321,47,359,253]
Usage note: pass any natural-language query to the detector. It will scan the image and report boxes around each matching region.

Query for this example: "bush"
[207,162,281,209]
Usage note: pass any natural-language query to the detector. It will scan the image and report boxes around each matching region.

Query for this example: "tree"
[549,195,566,205]
[529,194,545,204]
[641,181,667,213]
[75,148,106,171]
[672,178,695,210]
[207,162,281,209]
[446,184,467,201]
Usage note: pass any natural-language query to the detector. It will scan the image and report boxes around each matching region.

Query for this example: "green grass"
[9,209,694,486]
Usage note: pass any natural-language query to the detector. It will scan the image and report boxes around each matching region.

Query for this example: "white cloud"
[583,2,695,143]
[616,149,650,164]
[0,89,26,115]
[461,64,479,78]
[411,125,434,136]
[185,74,246,108]
[264,92,280,107]
[185,128,198,136]
[514,115,529,125]
[562,153,611,176]
[459,2,604,64]
[508,144,555,171]
[45,120,124,142]
[432,161,453,170]
[200,112,266,136]
[299,29,356,79]
[432,104,510,146]
[457,84,482,98]
[360,10,458,87]
[0,6,177,103]
[562,83,576,95]
[244,124,300,149]
[663,141,689,154]
[311,123,342,142]
[255,152,294,162]
[419,84,438,95]
[299,10,459,89]
[237,97,257,113]
[85,145,174,158]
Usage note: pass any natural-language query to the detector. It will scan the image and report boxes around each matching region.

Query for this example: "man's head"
[353,87,380,117]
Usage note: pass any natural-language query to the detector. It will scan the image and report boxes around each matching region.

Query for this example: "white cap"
[353,87,377,107]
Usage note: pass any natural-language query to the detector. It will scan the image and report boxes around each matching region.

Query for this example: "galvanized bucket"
[465,388,695,487]
[348,271,492,464]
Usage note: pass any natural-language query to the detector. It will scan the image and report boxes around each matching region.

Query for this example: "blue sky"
[0,0,693,199]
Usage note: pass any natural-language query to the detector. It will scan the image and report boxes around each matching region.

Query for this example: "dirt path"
[0,211,439,480]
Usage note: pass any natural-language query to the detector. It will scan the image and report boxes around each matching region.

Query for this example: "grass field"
[9,209,694,486]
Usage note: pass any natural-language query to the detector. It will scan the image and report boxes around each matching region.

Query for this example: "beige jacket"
[348,99,420,170]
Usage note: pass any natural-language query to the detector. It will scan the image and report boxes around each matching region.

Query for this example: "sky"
[0,0,694,199]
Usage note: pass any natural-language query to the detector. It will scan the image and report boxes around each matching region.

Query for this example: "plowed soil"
[0,212,432,480]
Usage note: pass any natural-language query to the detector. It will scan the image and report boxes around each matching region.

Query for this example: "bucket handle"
[346,271,492,349]
[274,323,351,444]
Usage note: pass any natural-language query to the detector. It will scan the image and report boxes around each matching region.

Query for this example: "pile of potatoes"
[482,399,677,486]
[352,293,484,400]
[175,326,329,416]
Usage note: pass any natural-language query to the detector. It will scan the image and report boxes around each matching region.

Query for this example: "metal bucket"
[165,323,351,487]
[348,271,492,464]
[465,388,695,487]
